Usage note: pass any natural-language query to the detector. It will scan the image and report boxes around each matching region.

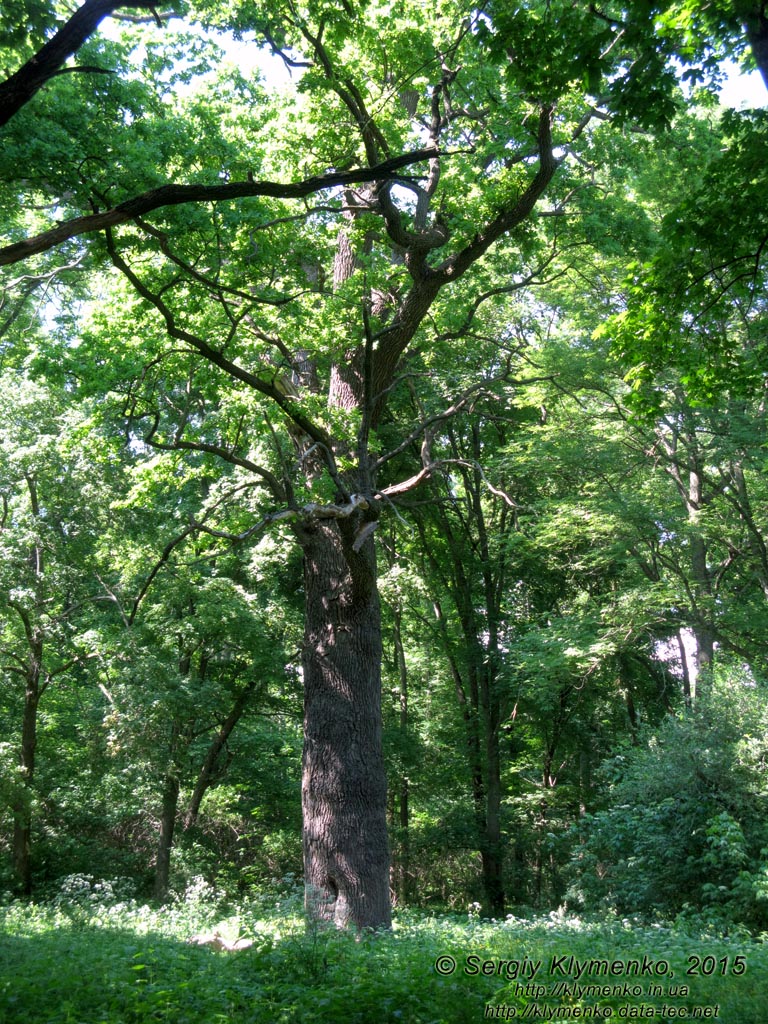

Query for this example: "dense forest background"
[1,0,768,945]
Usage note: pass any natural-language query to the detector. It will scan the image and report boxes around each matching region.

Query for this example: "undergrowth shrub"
[567,671,768,929]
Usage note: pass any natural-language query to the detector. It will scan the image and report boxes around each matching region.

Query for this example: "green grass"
[1,886,766,1023]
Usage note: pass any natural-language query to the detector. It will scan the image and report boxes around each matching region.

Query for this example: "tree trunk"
[299,518,391,930]
[426,520,505,916]
[677,629,693,707]
[155,713,182,901]
[658,409,717,699]
[393,606,411,906]
[481,712,504,917]
[184,679,257,830]
[470,446,505,918]
[744,3,768,89]
[11,475,44,896]
[12,660,41,896]
[154,770,180,901]
[689,532,715,692]
[579,748,591,818]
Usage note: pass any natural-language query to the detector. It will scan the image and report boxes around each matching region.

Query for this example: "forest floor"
[0,883,766,1023]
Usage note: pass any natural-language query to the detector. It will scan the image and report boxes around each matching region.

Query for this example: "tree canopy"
[1,0,767,933]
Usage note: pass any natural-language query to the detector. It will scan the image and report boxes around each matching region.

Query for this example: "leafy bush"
[566,672,768,928]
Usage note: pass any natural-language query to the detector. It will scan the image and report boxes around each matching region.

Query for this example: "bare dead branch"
[191,493,370,543]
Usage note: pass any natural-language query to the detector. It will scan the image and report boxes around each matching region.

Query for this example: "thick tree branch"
[744,2,768,88]
[297,18,389,166]
[436,106,559,282]
[7,600,34,646]
[368,107,560,406]
[0,0,161,127]
[191,493,370,543]
[0,149,438,268]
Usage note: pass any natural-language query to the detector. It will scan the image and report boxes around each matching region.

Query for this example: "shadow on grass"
[0,924,240,1024]
[0,916,487,1024]
[1,912,767,1024]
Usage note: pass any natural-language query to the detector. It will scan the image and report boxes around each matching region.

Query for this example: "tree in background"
[0,373,117,892]
[95,498,302,900]
[567,672,768,928]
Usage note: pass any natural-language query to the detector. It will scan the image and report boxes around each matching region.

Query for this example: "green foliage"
[610,109,768,412]
[1,0,767,929]
[0,0,56,55]
[481,0,756,127]
[2,896,768,1023]
[567,672,768,928]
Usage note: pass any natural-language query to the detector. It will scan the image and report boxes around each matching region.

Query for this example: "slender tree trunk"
[534,749,557,907]
[689,532,715,691]
[475,632,504,915]
[659,410,716,698]
[677,629,693,707]
[393,607,411,906]
[154,704,184,902]
[426,510,505,916]
[397,776,410,905]
[433,597,488,903]
[184,679,257,830]
[619,658,639,740]
[154,770,180,901]
[299,518,391,930]
[481,710,504,916]
[12,655,41,896]
[11,475,44,896]
[579,748,590,818]
[472,448,505,917]
[682,419,717,695]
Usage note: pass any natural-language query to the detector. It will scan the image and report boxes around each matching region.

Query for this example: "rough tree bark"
[298,518,391,929]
